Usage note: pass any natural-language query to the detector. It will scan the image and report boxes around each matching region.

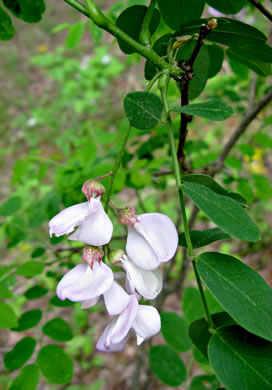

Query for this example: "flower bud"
[82,179,105,201]
[109,249,125,265]
[117,207,138,227]
[83,246,104,268]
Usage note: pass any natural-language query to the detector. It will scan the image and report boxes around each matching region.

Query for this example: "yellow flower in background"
[38,44,48,53]
[244,148,267,174]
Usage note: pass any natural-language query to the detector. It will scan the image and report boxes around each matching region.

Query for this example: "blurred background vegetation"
[0,0,272,389]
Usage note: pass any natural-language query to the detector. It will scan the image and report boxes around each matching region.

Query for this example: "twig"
[248,0,272,22]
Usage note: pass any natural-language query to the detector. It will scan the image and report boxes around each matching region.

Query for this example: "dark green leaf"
[189,312,236,358]
[181,174,247,205]
[161,312,192,352]
[37,344,74,384]
[227,49,271,77]
[183,182,260,241]
[3,0,45,23]
[198,252,272,341]
[0,196,21,216]
[176,40,210,100]
[190,374,220,390]
[179,228,230,249]
[158,0,205,30]
[50,295,75,307]
[0,302,18,328]
[11,309,42,332]
[16,261,44,277]
[170,100,234,121]
[4,337,36,370]
[31,247,46,258]
[124,91,163,130]
[207,44,224,78]
[10,364,39,390]
[0,6,15,40]
[66,21,85,49]
[24,285,48,299]
[149,345,186,386]
[229,43,272,63]
[116,5,160,54]
[42,317,73,342]
[5,215,28,248]
[207,0,247,14]
[209,325,272,390]
[144,34,172,80]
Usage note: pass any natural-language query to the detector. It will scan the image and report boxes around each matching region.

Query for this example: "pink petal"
[132,305,161,345]
[103,281,130,316]
[68,198,113,246]
[56,262,113,302]
[81,296,99,309]
[49,202,89,237]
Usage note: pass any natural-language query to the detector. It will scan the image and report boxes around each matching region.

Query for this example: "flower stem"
[159,74,214,329]
[139,0,157,46]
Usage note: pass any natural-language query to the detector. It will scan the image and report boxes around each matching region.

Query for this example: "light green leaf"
[149,345,186,386]
[209,325,272,390]
[37,344,74,384]
[124,91,163,130]
[161,312,192,352]
[42,317,73,342]
[179,228,230,249]
[11,309,42,332]
[4,337,36,370]
[10,364,39,390]
[198,252,272,341]
[16,261,44,277]
[183,182,260,241]
[66,21,85,49]
[0,302,18,328]
[170,100,234,121]
[0,196,21,216]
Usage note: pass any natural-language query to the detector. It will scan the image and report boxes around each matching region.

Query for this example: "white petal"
[126,226,159,270]
[49,202,89,237]
[56,262,113,302]
[122,256,162,300]
[132,305,161,345]
[81,296,99,309]
[135,213,178,263]
[68,198,113,246]
[103,281,130,316]
[96,319,130,352]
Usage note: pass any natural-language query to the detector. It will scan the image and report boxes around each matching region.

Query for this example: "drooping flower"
[118,208,178,270]
[96,295,161,352]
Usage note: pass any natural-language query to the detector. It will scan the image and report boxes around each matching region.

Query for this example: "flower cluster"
[49,179,178,352]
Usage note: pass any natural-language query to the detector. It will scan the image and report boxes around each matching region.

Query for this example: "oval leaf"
[0,196,21,216]
[227,49,271,77]
[3,0,45,23]
[11,309,42,332]
[209,325,272,390]
[37,344,74,384]
[0,6,15,40]
[42,317,73,342]
[124,91,163,130]
[179,228,230,249]
[190,374,220,390]
[16,261,44,277]
[149,345,186,386]
[198,252,272,341]
[0,302,18,328]
[170,100,234,121]
[10,364,39,390]
[24,285,48,299]
[161,312,192,352]
[183,182,260,242]
[207,44,224,78]
[4,337,36,370]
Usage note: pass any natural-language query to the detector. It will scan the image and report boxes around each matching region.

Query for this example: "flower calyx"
[82,179,105,201]
[117,207,138,227]
[83,245,104,269]
[109,249,125,265]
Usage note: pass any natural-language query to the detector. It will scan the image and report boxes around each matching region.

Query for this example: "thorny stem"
[139,0,157,46]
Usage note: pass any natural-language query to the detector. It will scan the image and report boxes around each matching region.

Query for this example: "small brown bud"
[117,207,138,227]
[83,246,104,268]
[82,179,105,201]
[208,18,218,30]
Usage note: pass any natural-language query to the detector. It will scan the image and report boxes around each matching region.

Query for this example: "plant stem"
[139,0,157,46]
[64,0,89,17]
[104,125,132,212]
[146,71,163,92]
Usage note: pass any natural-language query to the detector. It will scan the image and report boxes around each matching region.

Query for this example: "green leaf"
[189,312,236,358]
[4,337,36,370]
[170,100,234,121]
[207,0,247,14]
[158,0,205,30]
[66,21,85,49]
[175,18,267,48]
[179,228,230,249]
[207,44,224,78]
[181,174,247,205]
[176,40,210,100]
[0,302,18,328]
[42,317,73,342]
[16,261,44,277]
[24,285,48,299]
[149,345,186,386]
[144,34,172,80]
[190,374,220,390]
[10,364,39,390]
[198,252,272,341]
[209,325,272,390]
[0,196,21,216]
[183,182,260,242]
[229,43,272,64]
[227,49,271,77]
[3,0,45,23]
[0,6,15,40]
[50,295,75,307]
[11,309,42,332]
[31,247,46,258]
[116,5,160,54]
[124,91,163,130]
[161,312,192,352]
[37,344,74,384]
